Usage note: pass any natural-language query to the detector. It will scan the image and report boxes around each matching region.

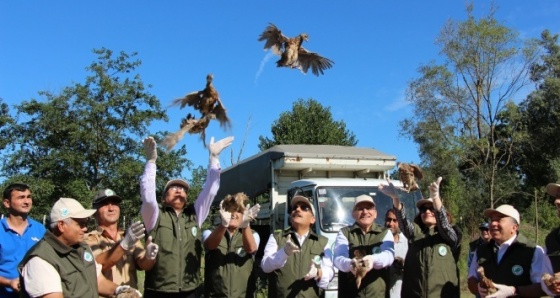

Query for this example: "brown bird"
[351,250,368,289]
[258,23,334,76]
[542,272,560,290]
[162,74,231,150]
[221,192,248,214]
[477,266,497,294]
[397,163,423,192]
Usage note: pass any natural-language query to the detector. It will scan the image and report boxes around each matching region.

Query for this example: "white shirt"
[390,232,408,298]
[261,231,334,289]
[540,247,559,296]
[21,256,102,297]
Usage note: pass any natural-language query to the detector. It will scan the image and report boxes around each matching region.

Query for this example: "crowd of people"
[2,135,560,298]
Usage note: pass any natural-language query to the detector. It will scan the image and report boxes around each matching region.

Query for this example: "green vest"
[204,228,255,297]
[19,231,98,298]
[338,223,391,298]
[402,224,461,298]
[145,204,202,293]
[268,228,328,298]
[545,227,560,273]
[476,234,535,287]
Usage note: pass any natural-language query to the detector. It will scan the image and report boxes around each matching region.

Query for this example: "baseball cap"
[483,204,520,225]
[51,198,97,223]
[479,222,489,230]
[416,197,434,208]
[291,195,315,215]
[546,183,560,197]
[92,189,122,208]
[354,194,376,209]
[164,179,190,192]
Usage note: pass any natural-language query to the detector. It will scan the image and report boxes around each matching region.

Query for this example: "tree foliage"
[1,48,190,221]
[401,3,539,227]
[258,98,357,151]
[519,30,560,191]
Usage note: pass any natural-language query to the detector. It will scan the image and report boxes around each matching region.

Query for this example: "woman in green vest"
[380,177,461,297]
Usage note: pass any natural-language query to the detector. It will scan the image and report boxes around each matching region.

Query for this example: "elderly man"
[261,195,334,298]
[140,135,233,298]
[19,198,140,298]
[385,208,407,298]
[86,189,159,289]
[541,183,560,296]
[0,183,46,298]
[333,194,394,298]
[467,204,546,297]
[202,193,260,297]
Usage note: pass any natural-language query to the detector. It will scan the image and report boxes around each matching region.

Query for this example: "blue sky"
[1,1,559,178]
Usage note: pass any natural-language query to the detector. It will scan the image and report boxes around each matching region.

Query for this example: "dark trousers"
[144,289,197,298]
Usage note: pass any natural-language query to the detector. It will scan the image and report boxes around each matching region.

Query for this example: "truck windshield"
[316,186,420,233]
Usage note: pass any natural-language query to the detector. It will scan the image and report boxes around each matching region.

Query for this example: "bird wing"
[295,47,334,76]
[258,23,287,56]
[171,91,202,109]
[212,98,232,129]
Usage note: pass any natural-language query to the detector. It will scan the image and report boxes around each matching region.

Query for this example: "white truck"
[215,144,419,297]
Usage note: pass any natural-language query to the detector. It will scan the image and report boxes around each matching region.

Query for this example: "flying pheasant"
[162,74,231,150]
[258,23,334,76]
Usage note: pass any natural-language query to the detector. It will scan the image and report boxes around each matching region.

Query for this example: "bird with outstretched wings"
[162,74,231,150]
[258,23,334,76]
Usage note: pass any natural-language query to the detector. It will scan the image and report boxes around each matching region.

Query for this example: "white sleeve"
[21,257,63,297]
[333,230,353,272]
[261,234,288,273]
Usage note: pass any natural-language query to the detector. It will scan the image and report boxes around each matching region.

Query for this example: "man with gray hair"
[467,204,546,297]
[19,197,140,298]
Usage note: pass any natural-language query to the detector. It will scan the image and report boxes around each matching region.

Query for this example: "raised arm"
[430,177,459,247]
[140,137,159,233]
[194,136,234,227]
[378,179,415,239]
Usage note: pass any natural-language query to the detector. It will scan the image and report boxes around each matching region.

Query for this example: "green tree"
[258,98,357,151]
[400,4,538,227]
[519,30,560,192]
[2,48,189,221]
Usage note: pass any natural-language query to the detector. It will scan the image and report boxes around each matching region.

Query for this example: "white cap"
[483,204,520,225]
[354,194,375,209]
[416,197,434,208]
[291,195,315,215]
[50,198,97,223]
[546,183,560,197]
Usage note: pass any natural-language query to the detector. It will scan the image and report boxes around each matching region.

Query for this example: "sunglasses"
[419,206,435,214]
[385,218,398,223]
[293,204,312,212]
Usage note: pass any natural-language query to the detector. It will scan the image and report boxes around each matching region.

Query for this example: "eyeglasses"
[419,206,435,214]
[385,218,398,223]
[169,186,185,192]
[293,204,311,212]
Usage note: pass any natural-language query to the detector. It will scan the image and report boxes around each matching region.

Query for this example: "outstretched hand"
[239,203,260,229]
[143,137,157,163]
[209,136,234,165]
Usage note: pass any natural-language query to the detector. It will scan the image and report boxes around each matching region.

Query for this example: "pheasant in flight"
[162,74,231,150]
[258,23,334,76]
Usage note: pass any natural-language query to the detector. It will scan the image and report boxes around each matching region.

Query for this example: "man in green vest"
[333,194,395,298]
[261,195,334,298]
[202,193,261,297]
[541,183,560,296]
[467,204,546,297]
[19,197,141,298]
[140,135,233,298]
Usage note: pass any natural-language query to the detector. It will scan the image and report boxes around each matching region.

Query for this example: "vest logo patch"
[237,247,246,257]
[372,246,381,254]
[191,226,197,237]
[313,255,321,265]
[438,245,448,256]
[84,252,93,262]
[512,265,523,276]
